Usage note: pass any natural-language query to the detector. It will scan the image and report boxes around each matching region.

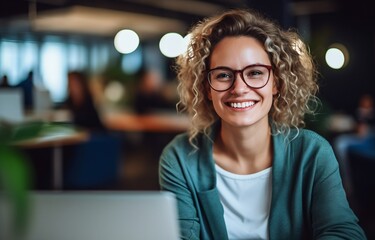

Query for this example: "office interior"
[0,0,374,238]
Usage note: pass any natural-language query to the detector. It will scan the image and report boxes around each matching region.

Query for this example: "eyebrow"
[209,63,270,69]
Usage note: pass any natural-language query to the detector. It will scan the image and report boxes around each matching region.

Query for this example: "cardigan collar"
[189,121,291,239]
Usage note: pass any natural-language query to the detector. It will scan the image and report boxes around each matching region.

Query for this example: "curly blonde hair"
[176,8,319,144]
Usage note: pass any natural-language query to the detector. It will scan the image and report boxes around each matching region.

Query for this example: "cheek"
[210,93,226,116]
[208,91,219,106]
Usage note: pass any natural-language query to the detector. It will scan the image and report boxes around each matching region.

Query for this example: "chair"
[348,135,375,238]
[63,132,123,189]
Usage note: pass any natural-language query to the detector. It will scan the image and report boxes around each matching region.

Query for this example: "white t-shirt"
[215,164,272,240]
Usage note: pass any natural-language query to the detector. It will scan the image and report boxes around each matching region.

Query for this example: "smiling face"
[208,36,277,129]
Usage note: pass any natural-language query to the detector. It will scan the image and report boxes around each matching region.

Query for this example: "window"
[40,41,68,103]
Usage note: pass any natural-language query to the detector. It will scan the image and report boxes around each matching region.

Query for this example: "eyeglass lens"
[208,65,270,91]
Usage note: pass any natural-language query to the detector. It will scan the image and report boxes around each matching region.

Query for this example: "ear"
[272,85,278,95]
[272,77,278,95]
[208,90,212,100]
[205,82,212,100]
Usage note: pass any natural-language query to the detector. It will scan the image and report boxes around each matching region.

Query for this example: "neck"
[213,121,273,174]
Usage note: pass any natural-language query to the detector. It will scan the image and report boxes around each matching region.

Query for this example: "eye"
[217,72,231,79]
[244,67,267,79]
[211,70,233,81]
[249,70,261,76]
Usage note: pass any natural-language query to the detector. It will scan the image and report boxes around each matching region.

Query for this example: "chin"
[222,115,269,129]
[223,118,256,128]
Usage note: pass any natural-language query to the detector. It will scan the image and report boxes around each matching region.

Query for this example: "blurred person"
[356,94,375,136]
[0,75,11,88]
[133,68,176,114]
[15,71,34,110]
[159,9,365,239]
[65,71,106,132]
[334,93,375,194]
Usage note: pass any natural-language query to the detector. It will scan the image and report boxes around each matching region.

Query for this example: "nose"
[229,72,250,94]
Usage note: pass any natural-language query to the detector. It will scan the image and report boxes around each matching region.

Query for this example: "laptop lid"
[0,89,24,123]
[0,191,180,240]
[33,88,52,115]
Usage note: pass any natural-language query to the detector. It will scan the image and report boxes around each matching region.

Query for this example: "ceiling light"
[159,32,186,58]
[325,43,349,69]
[114,29,140,54]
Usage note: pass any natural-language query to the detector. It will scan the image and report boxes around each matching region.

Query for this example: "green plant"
[0,121,82,238]
[0,122,34,238]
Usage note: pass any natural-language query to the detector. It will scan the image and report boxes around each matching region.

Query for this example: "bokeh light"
[114,29,140,54]
[182,34,191,55]
[104,81,125,102]
[325,44,349,69]
[159,32,186,58]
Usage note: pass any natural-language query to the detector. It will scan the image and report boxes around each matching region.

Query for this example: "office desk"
[14,129,89,190]
[104,111,190,133]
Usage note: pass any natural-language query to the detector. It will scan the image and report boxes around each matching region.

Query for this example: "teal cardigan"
[159,125,366,240]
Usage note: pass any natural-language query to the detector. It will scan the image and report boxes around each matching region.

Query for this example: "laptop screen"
[0,191,180,240]
[0,89,24,123]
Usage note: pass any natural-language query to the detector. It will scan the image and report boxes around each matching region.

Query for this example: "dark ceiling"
[2,0,247,24]
[1,0,374,31]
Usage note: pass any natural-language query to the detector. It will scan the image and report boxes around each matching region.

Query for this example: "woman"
[159,9,366,240]
[66,71,106,132]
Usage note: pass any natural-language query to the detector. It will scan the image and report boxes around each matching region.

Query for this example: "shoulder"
[287,128,332,151]
[290,129,338,171]
[159,130,214,170]
[274,129,341,187]
[274,128,337,169]
[161,129,214,156]
[161,132,194,156]
[159,132,197,168]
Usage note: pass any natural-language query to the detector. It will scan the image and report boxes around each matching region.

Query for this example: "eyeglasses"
[207,64,272,92]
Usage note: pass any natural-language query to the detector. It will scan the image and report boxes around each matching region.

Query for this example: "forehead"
[209,36,270,68]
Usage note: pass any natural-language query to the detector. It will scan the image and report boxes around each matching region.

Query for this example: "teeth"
[230,102,255,108]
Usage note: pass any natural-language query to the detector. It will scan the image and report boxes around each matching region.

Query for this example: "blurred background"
[0,0,374,237]
[1,0,374,110]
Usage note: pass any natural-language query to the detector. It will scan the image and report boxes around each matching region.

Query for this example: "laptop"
[0,191,180,240]
[0,89,24,123]
[33,88,52,115]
